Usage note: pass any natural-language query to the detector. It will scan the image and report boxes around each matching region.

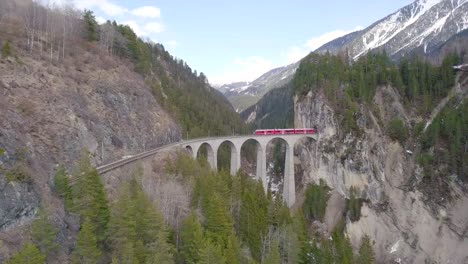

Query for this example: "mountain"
[316,0,468,59]
[217,62,298,112]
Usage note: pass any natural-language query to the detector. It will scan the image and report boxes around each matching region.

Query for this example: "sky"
[69,0,413,84]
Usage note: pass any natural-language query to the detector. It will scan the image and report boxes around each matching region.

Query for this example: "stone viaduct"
[182,134,317,207]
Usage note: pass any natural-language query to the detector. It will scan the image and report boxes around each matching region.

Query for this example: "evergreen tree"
[179,213,204,264]
[72,219,101,264]
[7,244,46,264]
[198,238,226,264]
[357,235,375,264]
[53,165,73,210]
[83,10,99,41]
[31,209,58,257]
[73,153,110,244]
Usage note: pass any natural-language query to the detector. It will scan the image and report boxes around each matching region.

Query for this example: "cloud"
[210,56,276,84]
[285,26,363,63]
[96,16,106,24]
[131,6,161,18]
[123,20,148,36]
[74,0,127,16]
[144,22,165,33]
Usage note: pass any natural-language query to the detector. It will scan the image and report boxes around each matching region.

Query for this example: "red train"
[254,128,317,135]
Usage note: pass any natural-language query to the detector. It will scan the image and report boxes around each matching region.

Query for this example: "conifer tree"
[72,219,101,264]
[180,213,204,264]
[73,153,110,244]
[7,244,46,264]
[357,235,375,264]
[262,240,281,264]
[31,209,58,257]
[198,238,226,264]
[53,165,73,210]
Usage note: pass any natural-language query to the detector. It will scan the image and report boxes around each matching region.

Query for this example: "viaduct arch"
[183,134,317,207]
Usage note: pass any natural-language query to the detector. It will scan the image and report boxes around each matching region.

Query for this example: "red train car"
[254,128,316,135]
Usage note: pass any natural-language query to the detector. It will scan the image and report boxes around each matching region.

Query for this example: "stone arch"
[265,138,289,197]
[197,142,216,170]
[240,138,266,190]
[217,140,239,176]
[185,145,194,157]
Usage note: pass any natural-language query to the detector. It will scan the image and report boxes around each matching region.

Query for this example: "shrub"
[303,180,330,222]
[346,186,362,222]
[387,118,408,143]
[6,164,32,183]
[1,41,12,58]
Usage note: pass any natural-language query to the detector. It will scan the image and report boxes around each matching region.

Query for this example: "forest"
[7,152,375,264]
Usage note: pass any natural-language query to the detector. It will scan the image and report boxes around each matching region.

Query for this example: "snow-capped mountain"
[316,0,468,59]
[218,62,298,112]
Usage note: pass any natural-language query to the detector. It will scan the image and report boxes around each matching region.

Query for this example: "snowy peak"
[317,0,468,59]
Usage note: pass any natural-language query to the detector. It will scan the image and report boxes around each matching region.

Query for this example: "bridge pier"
[256,144,267,192]
[283,142,296,207]
[183,134,316,208]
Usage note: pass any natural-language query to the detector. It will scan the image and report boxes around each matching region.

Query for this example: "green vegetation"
[108,176,174,263]
[419,98,468,182]
[347,187,362,222]
[293,52,460,135]
[1,40,11,58]
[357,235,376,264]
[53,165,73,209]
[303,180,330,222]
[8,151,378,263]
[7,244,45,264]
[83,10,99,41]
[31,209,58,257]
[387,119,408,143]
[72,218,101,264]
[5,164,31,183]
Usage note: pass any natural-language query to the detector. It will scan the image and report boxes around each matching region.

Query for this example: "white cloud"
[123,20,148,36]
[96,16,106,24]
[285,26,363,63]
[210,56,277,84]
[131,6,161,18]
[144,22,165,33]
[74,0,127,16]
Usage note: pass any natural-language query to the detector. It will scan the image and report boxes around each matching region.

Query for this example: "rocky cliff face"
[293,80,468,262]
[0,51,181,242]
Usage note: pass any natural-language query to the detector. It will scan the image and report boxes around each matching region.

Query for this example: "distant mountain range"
[217,0,468,111]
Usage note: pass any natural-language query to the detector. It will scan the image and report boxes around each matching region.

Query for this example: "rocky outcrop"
[294,84,468,263]
[0,51,181,247]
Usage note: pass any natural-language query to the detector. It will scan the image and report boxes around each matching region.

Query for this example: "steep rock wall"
[294,86,468,263]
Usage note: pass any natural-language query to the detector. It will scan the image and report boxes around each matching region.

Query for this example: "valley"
[0,0,467,263]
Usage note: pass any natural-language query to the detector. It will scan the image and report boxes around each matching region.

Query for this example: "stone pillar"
[283,141,296,207]
[209,144,219,171]
[230,144,240,176]
[256,143,267,192]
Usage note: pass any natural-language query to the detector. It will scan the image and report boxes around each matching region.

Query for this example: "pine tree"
[83,10,99,41]
[31,209,58,256]
[53,165,73,210]
[198,238,226,264]
[357,235,375,264]
[180,213,204,264]
[7,244,46,264]
[73,153,110,244]
[72,219,101,264]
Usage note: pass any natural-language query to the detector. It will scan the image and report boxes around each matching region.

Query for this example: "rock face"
[0,53,181,236]
[294,83,468,262]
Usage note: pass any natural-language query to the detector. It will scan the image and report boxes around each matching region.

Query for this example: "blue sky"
[72,0,413,84]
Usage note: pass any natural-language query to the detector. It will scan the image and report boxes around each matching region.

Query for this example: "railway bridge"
[97,133,317,207]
